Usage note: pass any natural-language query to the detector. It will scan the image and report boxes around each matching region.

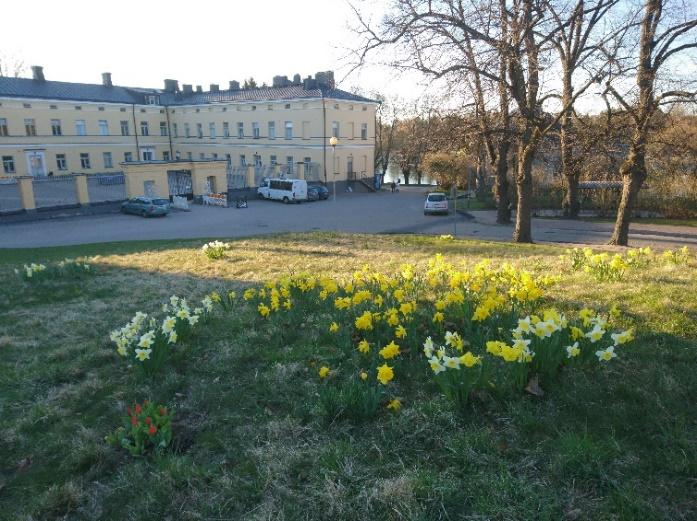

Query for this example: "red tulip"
[148,425,157,436]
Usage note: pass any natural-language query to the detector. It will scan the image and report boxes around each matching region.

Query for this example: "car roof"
[427,192,446,196]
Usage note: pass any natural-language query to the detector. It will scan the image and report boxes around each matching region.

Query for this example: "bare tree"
[0,53,26,78]
[604,0,697,245]
[374,94,400,178]
[351,0,609,242]
[545,0,622,217]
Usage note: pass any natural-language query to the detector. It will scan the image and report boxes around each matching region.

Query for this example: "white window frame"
[140,121,149,136]
[103,152,113,168]
[284,121,293,140]
[51,119,62,136]
[209,122,216,139]
[75,120,86,136]
[268,121,275,139]
[98,120,109,136]
[80,153,91,169]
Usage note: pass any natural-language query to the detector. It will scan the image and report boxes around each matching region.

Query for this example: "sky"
[1,0,427,100]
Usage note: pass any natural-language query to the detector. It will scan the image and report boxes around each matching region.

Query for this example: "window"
[120,107,127,112]
[124,152,133,162]
[240,154,246,167]
[120,120,129,136]
[252,122,260,139]
[146,95,159,105]
[348,122,355,140]
[197,123,203,138]
[199,153,205,160]
[103,152,113,168]
[223,122,230,137]
[254,154,262,167]
[237,122,244,138]
[163,151,170,161]
[334,103,339,110]
[0,118,8,136]
[75,119,86,136]
[284,121,293,139]
[332,121,340,138]
[160,122,168,136]
[80,153,91,169]
[2,155,15,174]
[361,123,368,140]
[25,118,37,136]
[98,120,109,136]
[362,106,368,111]
[185,123,191,138]
[285,103,291,109]
[98,106,105,111]
[175,151,181,160]
[187,152,192,160]
[225,153,231,164]
[75,105,81,110]
[252,105,257,111]
[286,156,294,174]
[56,154,67,170]
[209,122,216,138]
[50,104,58,110]
[211,153,217,160]
[142,149,154,161]
[48,119,61,136]
[140,121,149,136]
[172,123,178,137]
[268,121,275,139]
[270,155,277,166]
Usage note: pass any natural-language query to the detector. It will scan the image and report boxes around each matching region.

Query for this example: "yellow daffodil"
[428,357,446,374]
[258,303,270,318]
[566,342,580,358]
[459,351,481,368]
[377,364,394,384]
[585,325,605,343]
[357,339,370,354]
[355,311,373,331]
[433,312,444,323]
[611,329,634,345]
[329,322,339,333]
[386,398,402,411]
[595,346,617,362]
[359,371,368,381]
[318,366,330,378]
[395,325,407,339]
[379,341,401,360]
[135,348,151,361]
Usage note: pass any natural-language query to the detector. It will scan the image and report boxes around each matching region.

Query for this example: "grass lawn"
[541,216,697,228]
[0,233,695,520]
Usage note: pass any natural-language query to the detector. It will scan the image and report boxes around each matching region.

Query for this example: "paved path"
[1,187,696,249]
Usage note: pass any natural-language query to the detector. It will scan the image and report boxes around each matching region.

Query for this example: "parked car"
[308,184,329,200]
[257,178,307,203]
[121,197,170,217]
[424,192,449,215]
[306,186,320,201]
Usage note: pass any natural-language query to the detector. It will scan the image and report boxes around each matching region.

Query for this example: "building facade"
[0,67,377,186]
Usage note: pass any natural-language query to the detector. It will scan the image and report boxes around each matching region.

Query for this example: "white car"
[424,192,449,215]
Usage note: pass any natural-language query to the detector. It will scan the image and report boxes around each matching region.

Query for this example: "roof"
[0,76,378,106]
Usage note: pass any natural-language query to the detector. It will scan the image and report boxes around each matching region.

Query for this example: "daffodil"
[329,322,339,333]
[428,357,446,374]
[357,339,370,354]
[595,346,617,362]
[377,364,394,384]
[566,342,580,358]
[585,325,605,343]
[395,325,407,339]
[433,311,444,323]
[423,337,435,358]
[459,351,481,368]
[611,329,634,345]
[135,348,152,361]
[386,399,401,411]
[318,366,330,378]
[359,371,368,381]
[258,303,270,318]
[443,355,461,370]
[379,341,401,360]
[355,311,373,330]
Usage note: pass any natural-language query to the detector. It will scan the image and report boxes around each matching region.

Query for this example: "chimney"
[210,84,219,92]
[182,84,193,95]
[303,76,317,90]
[196,85,202,93]
[315,71,335,89]
[102,72,113,88]
[31,65,45,82]
[164,79,179,92]
[293,73,301,85]
[229,80,240,91]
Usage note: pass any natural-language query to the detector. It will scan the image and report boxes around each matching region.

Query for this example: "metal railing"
[87,173,126,203]
[0,178,22,213]
[32,175,78,208]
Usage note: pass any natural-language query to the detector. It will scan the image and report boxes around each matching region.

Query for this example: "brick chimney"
[229,80,240,91]
[102,72,113,87]
[196,85,202,93]
[31,66,45,82]
[164,79,179,92]
[182,84,193,95]
[210,84,219,92]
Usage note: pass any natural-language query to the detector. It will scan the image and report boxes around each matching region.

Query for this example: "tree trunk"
[513,140,535,243]
[609,140,647,245]
[494,140,511,224]
[560,81,580,217]
[402,169,410,185]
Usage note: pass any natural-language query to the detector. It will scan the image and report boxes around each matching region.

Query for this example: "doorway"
[25,151,46,176]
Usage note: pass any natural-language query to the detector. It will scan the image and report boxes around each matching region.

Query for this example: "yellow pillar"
[74,174,90,205]
[246,165,255,187]
[18,177,36,211]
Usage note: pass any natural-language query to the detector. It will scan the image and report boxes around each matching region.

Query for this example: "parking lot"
[1,187,696,249]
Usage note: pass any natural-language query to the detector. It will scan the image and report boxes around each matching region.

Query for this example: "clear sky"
[1,0,428,99]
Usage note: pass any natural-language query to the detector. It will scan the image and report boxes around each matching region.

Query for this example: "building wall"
[1,95,375,184]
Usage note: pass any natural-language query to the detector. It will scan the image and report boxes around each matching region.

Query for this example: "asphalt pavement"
[1,187,696,249]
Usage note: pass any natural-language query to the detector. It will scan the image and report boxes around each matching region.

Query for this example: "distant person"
[390,181,396,193]
[396,178,401,192]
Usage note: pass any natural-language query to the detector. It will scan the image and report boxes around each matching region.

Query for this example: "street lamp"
[329,136,339,201]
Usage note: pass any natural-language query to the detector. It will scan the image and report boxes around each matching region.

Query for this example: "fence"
[227,166,247,190]
[87,173,126,203]
[32,176,78,208]
[0,178,22,213]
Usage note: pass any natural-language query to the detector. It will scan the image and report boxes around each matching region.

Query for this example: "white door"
[26,151,46,176]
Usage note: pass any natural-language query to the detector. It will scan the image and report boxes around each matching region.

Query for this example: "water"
[382,163,436,186]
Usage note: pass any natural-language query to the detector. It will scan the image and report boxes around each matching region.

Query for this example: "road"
[1,187,696,249]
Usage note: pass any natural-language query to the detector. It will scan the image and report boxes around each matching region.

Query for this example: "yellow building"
[0,67,377,192]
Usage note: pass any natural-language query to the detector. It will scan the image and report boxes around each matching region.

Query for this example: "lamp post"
[329,136,338,201]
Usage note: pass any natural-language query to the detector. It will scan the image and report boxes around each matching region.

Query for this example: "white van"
[257,178,308,203]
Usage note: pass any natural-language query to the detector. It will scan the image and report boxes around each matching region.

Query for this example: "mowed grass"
[0,232,695,521]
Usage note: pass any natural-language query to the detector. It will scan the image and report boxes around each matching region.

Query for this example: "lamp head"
[329,136,339,147]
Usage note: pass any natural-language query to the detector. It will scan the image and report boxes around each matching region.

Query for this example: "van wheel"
[283,197,290,204]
